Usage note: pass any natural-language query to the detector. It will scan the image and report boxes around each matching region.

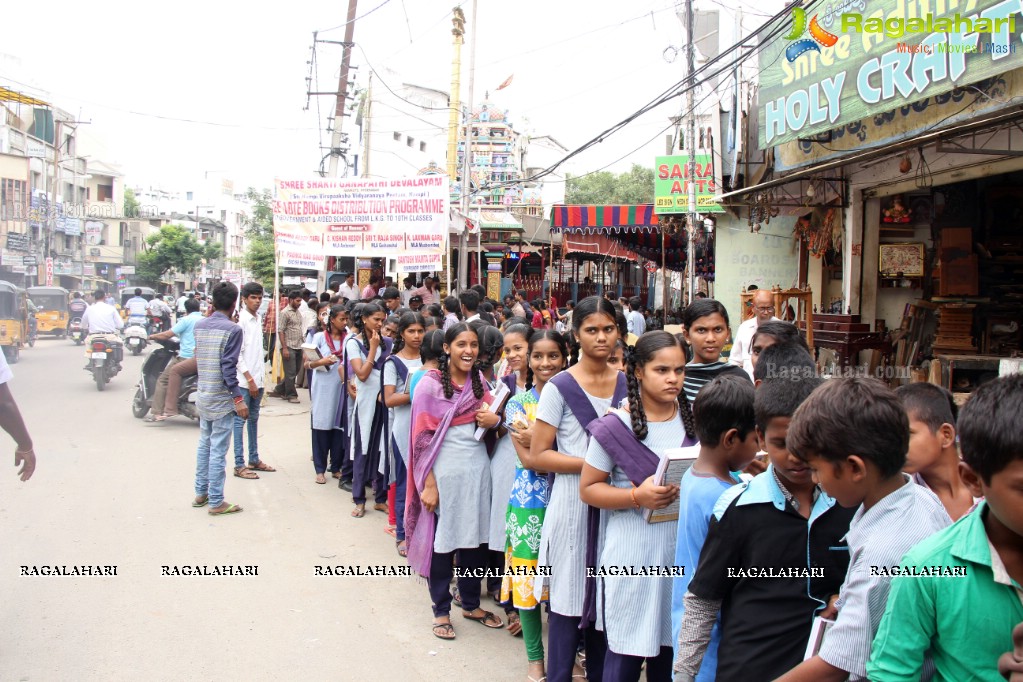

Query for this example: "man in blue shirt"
[124,288,149,326]
[146,297,201,422]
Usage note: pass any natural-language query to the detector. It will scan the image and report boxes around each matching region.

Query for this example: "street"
[0,338,524,681]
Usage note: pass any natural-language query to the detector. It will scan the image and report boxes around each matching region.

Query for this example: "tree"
[135,224,222,286]
[123,187,140,218]
[242,188,279,285]
[565,163,655,205]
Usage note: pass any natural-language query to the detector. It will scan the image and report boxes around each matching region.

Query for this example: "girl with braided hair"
[383,312,426,557]
[579,330,695,681]
[502,328,570,682]
[530,295,628,682]
[406,322,505,640]
[345,301,391,518]
[309,305,348,485]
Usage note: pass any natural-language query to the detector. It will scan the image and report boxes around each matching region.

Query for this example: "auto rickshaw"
[0,281,28,363]
[27,286,69,338]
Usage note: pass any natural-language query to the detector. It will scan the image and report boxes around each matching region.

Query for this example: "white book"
[803,616,835,660]
[644,444,701,523]
[473,381,511,441]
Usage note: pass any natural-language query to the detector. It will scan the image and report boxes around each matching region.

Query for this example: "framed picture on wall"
[879,243,925,277]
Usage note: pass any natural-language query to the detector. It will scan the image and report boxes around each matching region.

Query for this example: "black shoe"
[338,478,353,492]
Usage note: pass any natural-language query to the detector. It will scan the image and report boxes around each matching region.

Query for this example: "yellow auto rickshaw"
[27,286,70,338]
[0,281,28,363]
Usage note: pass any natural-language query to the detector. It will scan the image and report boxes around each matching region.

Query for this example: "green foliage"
[123,187,140,218]
[565,164,655,205]
[134,224,221,285]
[243,187,279,285]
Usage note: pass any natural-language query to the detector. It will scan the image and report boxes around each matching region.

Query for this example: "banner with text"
[272,176,449,272]
[654,155,725,214]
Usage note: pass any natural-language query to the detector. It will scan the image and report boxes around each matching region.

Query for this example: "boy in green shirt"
[867,374,1023,682]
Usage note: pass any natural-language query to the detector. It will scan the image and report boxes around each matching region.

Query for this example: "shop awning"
[562,234,640,262]
[549,204,658,233]
[0,87,49,107]
[477,211,523,231]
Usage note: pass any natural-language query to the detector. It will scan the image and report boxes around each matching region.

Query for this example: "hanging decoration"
[747,190,780,232]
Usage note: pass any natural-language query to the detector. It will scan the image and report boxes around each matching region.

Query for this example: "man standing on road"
[146,297,201,422]
[627,296,646,336]
[267,290,304,403]
[192,281,247,516]
[0,345,35,481]
[729,289,779,376]
[233,282,275,480]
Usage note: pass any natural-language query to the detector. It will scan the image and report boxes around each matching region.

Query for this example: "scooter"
[123,316,148,355]
[85,335,123,391]
[69,317,84,345]
[131,337,199,420]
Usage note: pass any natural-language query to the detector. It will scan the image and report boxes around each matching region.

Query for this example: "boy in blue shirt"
[776,377,951,681]
[674,370,855,681]
[867,374,1023,681]
[670,375,759,680]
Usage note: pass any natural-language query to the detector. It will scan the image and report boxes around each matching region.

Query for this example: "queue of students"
[313,291,1021,682]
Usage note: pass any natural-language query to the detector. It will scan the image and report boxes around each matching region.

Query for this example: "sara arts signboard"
[272,177,449,272]
[759,0,1023,148]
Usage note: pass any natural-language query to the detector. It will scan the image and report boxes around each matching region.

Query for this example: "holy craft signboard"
[758,0,1023,148]
[272,176,449,272]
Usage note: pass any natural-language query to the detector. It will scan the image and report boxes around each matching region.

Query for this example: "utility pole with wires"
[683,0,698,305]
[456,0,478,292]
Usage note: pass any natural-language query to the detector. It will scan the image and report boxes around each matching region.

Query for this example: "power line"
[318,0,394,33]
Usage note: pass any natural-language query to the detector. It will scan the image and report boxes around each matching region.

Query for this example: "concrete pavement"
[0,338,526,681]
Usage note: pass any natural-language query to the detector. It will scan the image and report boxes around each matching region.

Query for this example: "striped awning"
[549,204,659,233]
[0,87,49,107]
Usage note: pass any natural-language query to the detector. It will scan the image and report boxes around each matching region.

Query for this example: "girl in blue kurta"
[309,304,348,484]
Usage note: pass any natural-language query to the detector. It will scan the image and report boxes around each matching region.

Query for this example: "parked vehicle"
[131,337,198,420]
[0,281,29,363]
[26,286,69,338]
[69,317,84,345]
[123,319,148,356]
[86,335,123,391]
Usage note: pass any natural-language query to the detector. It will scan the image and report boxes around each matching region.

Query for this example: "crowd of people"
[169,270,1020,682]
[0,271,1018,680]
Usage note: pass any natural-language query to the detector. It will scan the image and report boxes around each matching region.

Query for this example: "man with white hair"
[729,289,779,375]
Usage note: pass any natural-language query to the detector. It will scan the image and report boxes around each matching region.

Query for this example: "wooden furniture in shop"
[808,313,891,369]
[932,353,1002,403]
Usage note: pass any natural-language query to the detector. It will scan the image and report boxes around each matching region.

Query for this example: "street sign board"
[22,255,37,266]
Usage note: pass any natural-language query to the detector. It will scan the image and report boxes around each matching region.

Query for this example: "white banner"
[272,176,449,271]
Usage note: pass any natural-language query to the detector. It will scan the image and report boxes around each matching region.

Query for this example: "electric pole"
[445,7,466,296]
[456,0,478,292]
[684,0,698,304]
[326,0,359,178]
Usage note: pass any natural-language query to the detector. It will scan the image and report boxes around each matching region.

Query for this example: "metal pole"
[327,0,358,178]
[46,120,61,287]
[684,0,697,305]
[457,0,478,293]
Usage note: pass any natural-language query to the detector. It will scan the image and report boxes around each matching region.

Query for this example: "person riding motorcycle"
[147,296,172,333]
[124,288,149,328]
[68,292,88,333]
[81,288,124,365]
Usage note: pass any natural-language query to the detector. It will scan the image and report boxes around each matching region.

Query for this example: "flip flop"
[432,622,455,640]
[373,503,388,512]
[315,474,327,484]
[248,462,276,472]
[208,503,242,516]
[396,540,407,557]
[234,467,259,479]
[384,526,396,537]
[351,504,365,518]
[462,609,503,629]
[192,495,208,508]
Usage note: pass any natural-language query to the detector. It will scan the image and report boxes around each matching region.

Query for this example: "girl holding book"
[406,322,505,640]
[530,296,628,682]
[309,304,348,484]
[579,330,696,682]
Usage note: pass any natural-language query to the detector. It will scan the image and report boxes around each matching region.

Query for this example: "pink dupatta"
[404,369,489,577]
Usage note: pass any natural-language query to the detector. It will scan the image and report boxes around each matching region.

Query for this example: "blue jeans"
[194,412,235,508]
[233,389,263,468]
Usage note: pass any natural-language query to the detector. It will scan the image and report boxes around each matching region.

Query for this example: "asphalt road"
[0,337,525,681]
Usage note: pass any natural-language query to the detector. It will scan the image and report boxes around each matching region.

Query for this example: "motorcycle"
[69,317,84,345]
[85,335,123,391]
[123,316,148,355]
[26,313,37,348]
[131,337,199,421]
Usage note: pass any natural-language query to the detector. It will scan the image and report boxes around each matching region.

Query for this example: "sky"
[0,0,780,193]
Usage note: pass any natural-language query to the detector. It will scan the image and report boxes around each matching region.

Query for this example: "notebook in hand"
[644,444,700,523]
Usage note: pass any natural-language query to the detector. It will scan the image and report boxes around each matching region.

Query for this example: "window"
[0,179,27,221]
[186,191,193,201]
[97,184,113,202]
[406,136,413,147]
[393,132,401,141]
[419,141,426,153]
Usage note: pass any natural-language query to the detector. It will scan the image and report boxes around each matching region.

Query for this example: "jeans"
[194,412,235,508]
[393,452,407,541]
[165,357,197,416]
[233,389,263,468]
[274,347,303,398]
